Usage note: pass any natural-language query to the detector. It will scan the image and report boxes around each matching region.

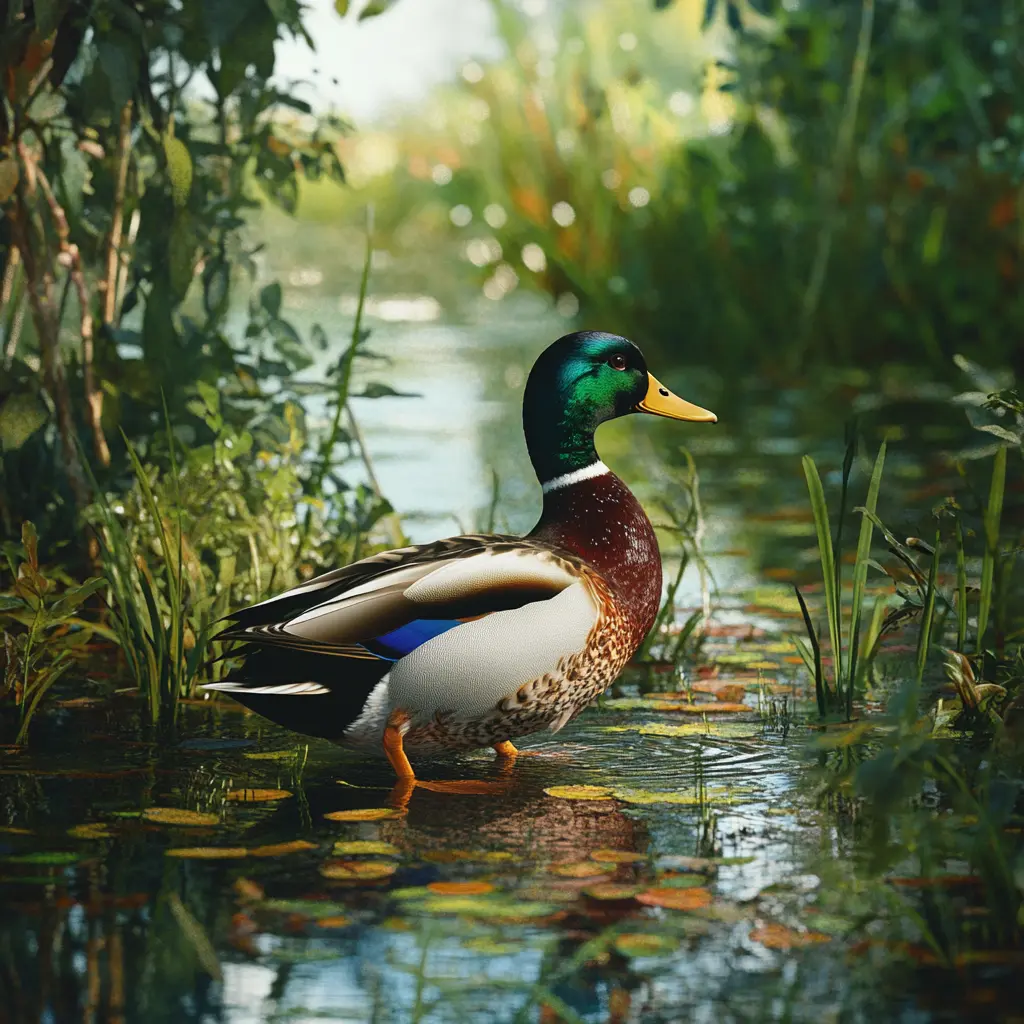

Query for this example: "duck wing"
[205,535,599,737]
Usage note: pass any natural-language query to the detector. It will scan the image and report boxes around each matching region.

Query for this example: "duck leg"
[383,711,415,780]
[493,740,519,760]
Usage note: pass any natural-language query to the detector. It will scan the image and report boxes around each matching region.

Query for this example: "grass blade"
[955,517,967,653]
[793,583,826,717]
[976,445,1006,653]
[915,528,941,686]
[802,455,843,695]
[846,441,886,718]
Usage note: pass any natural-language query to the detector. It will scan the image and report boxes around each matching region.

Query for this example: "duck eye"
[608,353,628,371]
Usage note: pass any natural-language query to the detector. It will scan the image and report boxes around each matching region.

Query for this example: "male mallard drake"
[206,332,716,780]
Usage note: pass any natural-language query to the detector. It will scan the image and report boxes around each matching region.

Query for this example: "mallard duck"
[206,331,716,781]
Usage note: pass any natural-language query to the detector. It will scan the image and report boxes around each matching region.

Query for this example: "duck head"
[523,331,716,486]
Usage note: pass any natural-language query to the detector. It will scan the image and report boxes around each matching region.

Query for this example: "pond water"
[1,269,1016,1021]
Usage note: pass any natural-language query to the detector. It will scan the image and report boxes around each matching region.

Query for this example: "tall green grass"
[795,439,886,718]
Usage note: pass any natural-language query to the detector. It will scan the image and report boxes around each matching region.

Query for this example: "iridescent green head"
[523,331,716,487]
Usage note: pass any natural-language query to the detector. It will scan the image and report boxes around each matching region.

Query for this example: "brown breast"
[527,472,662,647]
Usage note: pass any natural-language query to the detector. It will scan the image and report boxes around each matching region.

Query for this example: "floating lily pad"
[243,750,297,760]
[550,861,609,878]
[315,915,350,928]
[320,859,398,881]
[591,849,646,864]
[225,788,292,803]
[4,850,82,865]
[261,898,352,916]
[427,880,495,895]
[584,883,642,900]
[143,808,219,827]
[249,840,317,857]
[612,787,743,806]
[68,824,113,840]
[749,922,831,949]
[333,840,400,857]
[166,847,249,859]
[324,808,405,822]
[655,873,709,888]
[543,785,612,800]
[614,932,676,956]
[636,887,713,911]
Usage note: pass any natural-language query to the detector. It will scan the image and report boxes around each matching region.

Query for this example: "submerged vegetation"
[1,0,1023,1020]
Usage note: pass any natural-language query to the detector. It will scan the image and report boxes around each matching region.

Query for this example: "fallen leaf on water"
[749,922,831,949]
[550,861,609,878]
[4,851,82,865]
[143,808,219,827]
[320,859,398,881]
[68,823,113,840]
[543,785,612,800]
[0,826,32,835]
[315,915,350,928]
[225,789,292,803]
[333,841,400,856]
[427,880,495,895]
[614,933,675,956]
[636,887,713,911]
[591,849,646,864]
[584,883,642,900]
[324,808,405,822]
[166,847,249,859]
[249,840,317,857]
[233,877,265,901]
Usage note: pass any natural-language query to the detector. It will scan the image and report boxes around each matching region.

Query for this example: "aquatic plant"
[0,521,111,741]
[794,438,887,719]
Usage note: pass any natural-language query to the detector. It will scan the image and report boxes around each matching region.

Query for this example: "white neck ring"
[541,461,610,494]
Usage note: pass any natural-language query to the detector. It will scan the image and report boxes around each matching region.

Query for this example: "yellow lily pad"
[143,808,219,827]
[333,841,400,857]
[249,840,317,857]
[315,915,350,928]
[591,849,646,864]
[542,785,612,800]
[749,922,831,949]
[166,847,249,859]
[320,859,399,881]
[583,883,642,900]
[614,933,676,956]
[68,823,113,840]
[550,861,609,878]
[225,788,292,802]
[324,808,405,822]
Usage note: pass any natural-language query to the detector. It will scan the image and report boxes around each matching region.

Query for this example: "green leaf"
[977,446,1006,651]
[168,212,197,299]
[802,455,842,694]
[334,0,349,13]
[260,282,283,318]
[47,577,105,622]
[0,392,48,451]
[354,382,420,399]
[164,135,193,208]
[96,33,140,111]
[0,157,20,204]
[33,0,63,37]
[358,0,397,19]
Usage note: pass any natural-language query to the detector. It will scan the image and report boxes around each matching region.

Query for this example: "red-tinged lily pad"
[249,840,317,857]
[427,880,495,896]
[225,788,292,803]
[636,887,713,911]
[320,859,398,881]
[749,922,831,949]
[888,875,982,888]
[315,915,351,928]
[68,824,113,840]
[324,808,405,822]
[143,808,219,827]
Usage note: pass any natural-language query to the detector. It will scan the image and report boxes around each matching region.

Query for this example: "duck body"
[208,332,715,776]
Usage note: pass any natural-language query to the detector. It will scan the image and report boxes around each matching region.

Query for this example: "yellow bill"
[637,373,717,423]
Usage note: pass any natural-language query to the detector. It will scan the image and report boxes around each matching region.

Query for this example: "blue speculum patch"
[363,618,464,660]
